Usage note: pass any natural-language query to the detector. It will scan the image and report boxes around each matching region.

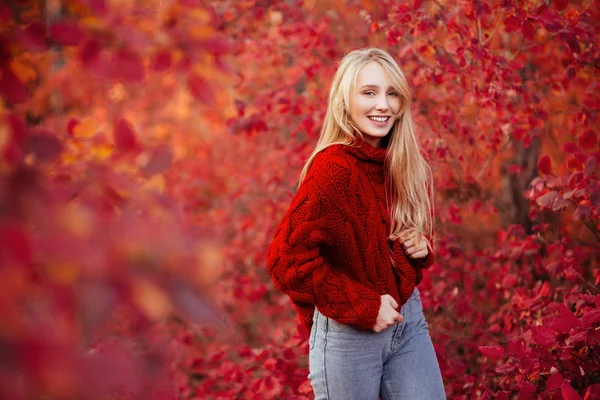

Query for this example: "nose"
[375,94,390,112]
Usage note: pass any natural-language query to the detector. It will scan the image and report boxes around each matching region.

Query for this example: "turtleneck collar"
[344,137,388,165]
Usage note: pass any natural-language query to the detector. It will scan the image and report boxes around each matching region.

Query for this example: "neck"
[362,136,381,148]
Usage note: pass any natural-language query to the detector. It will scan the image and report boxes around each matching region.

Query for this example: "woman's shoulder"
[311,143,355,169]
[304,144,356,192]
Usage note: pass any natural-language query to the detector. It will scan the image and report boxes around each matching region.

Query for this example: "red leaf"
[561,382,583,400]
[565,36,581,54]
[141,147,173,176]
[579,130,598,149]
[591,189,600,207]
[478,345,505,359]
[574,205,591,219]
[522,21,536,40]
[82,0,106,13]
[538,154,552,175]
[78,38,101,65]
[18,21,47,52]
[553,0,569,11]
[550,304,583,333]
[473,0,491,17]
[508,340,525,357]
[582,309,600,327]
[67,118,79,136]
[563,141,578,153]
[0,66,27,104]
[115,49,145,84]
[3,140,22,164]
[188,75,215,104]
[519,381,537,394]
[544,21,562,32]
[496,391,509,400]
[153,51,172,72]
[413,0,423,9]
[24,129,63,161]
[298,379,312,394]
[532,325,556,347]
[49,21,85,46]
[584,156,597,177]
[197,37,232,56]
[80,342,142,395]
[113,118,138,151]
[0,224,31,265]
[547,372,563,390]
[263,357,277,372]
[495,362,517,374]
[7,113,27,144]
[536,191,558,208]
[585,384,600,400]
[504,16,522,31]
[552,196,567,211]
[282,348,295,360]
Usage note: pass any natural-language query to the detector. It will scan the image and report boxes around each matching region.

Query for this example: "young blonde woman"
[266,48,446,399]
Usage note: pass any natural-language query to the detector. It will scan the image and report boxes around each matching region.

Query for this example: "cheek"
[354,97,373,115]
[349,99,368,120]
[391,98,401,114]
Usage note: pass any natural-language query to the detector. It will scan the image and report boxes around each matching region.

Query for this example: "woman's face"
[348,61,401,148]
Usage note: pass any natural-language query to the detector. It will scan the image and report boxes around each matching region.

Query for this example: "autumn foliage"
[1,0,599,399]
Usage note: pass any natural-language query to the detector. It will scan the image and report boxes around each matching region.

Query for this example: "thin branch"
[481,15,505,46]
[475,137,511,182]
[582,219,600,243]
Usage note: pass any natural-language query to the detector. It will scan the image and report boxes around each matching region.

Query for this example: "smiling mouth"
[368,116,390,122]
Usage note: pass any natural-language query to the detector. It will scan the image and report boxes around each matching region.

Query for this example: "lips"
[368,116,390,123]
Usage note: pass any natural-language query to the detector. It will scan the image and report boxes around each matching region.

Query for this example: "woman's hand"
[396,230,430,259]
[372,294,404,333]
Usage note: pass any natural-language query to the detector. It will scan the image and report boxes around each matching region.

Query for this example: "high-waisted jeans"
[308,287,446,400]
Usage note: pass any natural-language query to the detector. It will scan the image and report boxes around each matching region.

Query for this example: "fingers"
[403,242,429,258]
[373,311,404,333]
[373,295,404,333]
[390,230,415,242]
[410,249,429,258]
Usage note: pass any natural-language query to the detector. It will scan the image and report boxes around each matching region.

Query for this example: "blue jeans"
[308,287,446,400]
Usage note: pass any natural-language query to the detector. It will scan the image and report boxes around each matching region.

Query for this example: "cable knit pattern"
[266,140,435,333]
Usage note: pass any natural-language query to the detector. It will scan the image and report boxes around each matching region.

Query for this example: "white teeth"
[369,116,389,122]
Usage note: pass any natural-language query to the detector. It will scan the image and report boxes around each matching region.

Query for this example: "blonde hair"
[300,47,433,241]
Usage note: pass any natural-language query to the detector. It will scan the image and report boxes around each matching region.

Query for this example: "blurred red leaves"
[188,74,215,104]
[553,0,570,11]
[113,118,138,152]
[0,66,27,104]
[24,129,63,161]
[140,146,174,176]
[579,130,598,149]
[49,21,85,46]
[538,154,552,175]
[478,345,505,359]
[0,0,598,399]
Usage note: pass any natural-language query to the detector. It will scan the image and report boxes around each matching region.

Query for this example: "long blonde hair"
[300,47,433,241]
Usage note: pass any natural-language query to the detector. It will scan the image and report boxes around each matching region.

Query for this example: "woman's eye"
[388,92,399,96]
[365,91,375,96]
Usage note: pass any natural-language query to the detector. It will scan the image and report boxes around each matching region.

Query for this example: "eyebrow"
[359,84,397,91]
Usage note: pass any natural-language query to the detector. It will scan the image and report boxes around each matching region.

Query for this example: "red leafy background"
[0,0,598,399]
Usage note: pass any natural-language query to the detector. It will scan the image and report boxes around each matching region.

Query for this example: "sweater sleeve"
[266,156,382,331]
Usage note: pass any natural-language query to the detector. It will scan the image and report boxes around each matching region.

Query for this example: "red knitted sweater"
[266,140,434,333]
